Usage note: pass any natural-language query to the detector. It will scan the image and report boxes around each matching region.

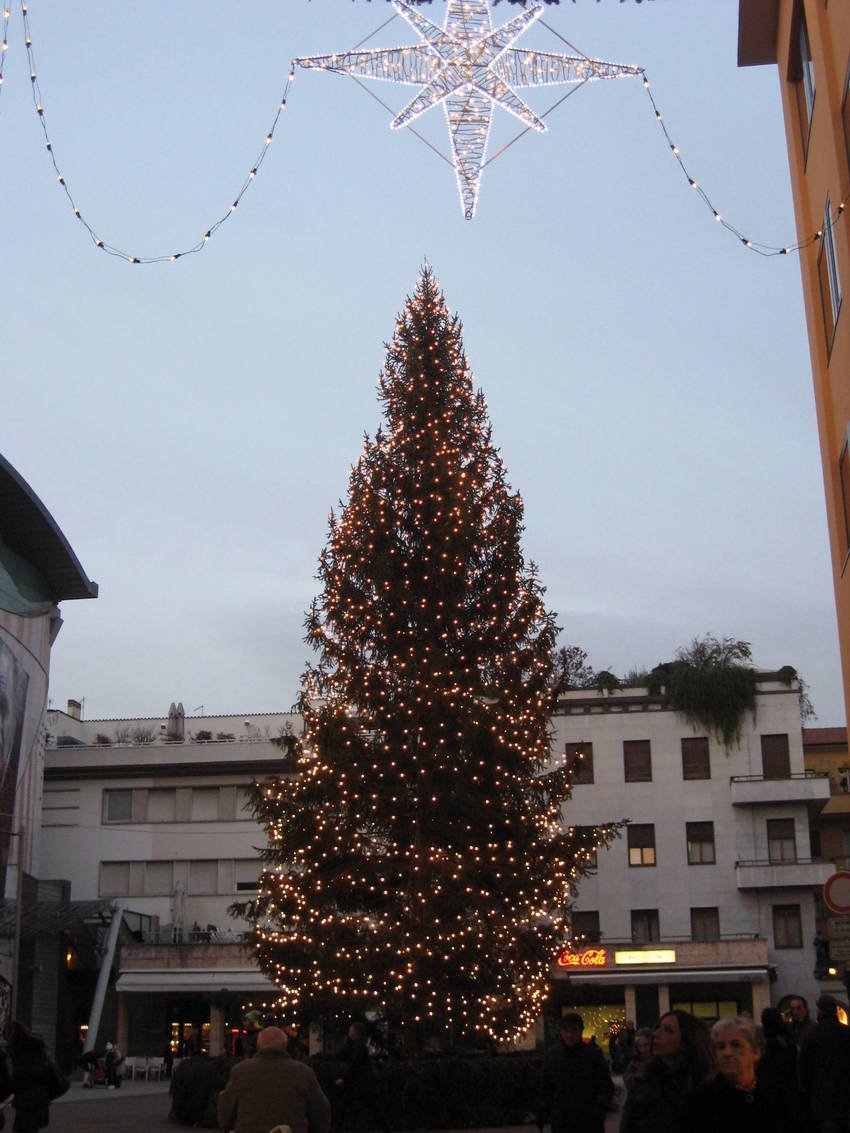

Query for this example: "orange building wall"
[741,0,850,720]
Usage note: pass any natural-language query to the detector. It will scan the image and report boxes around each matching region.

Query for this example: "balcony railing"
[734,857,834,889]
[730,772,830,811]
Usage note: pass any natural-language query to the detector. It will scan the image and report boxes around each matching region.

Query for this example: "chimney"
[67,699,82,720]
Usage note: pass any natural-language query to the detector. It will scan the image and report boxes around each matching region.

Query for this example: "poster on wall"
[0,638,28,894]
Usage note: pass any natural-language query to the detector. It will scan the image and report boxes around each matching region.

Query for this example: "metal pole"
[10,822,25,1025]
[83,901,123,1053]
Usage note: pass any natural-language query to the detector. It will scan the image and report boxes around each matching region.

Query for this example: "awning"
[116,969,276,994]
[563,967,769,987]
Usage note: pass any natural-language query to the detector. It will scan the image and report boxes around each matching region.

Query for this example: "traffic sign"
[823,871,850,915]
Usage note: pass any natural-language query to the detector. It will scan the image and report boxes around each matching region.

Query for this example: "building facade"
[738,0,850,720]
[42,706,300,1060]
[550,675,836,1041]
[40,675,848,1057]
[0,452,97,1054]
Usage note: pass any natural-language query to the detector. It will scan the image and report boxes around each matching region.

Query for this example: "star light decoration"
[293,0,642,218]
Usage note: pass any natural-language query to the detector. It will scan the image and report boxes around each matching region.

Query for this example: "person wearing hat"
[798,994,850,1133]
[538,1013,614,1133]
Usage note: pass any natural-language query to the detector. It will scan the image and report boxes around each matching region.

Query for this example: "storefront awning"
[565,968,769,986]
[116,969,276,994]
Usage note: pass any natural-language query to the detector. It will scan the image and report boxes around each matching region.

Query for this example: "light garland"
[293,0,641,219]
[2,2,843,258]
[16,0,293,263]
[636,70,849,256]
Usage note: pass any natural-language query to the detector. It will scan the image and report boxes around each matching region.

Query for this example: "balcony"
[730,772,830,814]
[735,857,834,889]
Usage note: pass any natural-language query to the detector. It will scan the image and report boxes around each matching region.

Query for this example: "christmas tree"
[244,266,609,1043]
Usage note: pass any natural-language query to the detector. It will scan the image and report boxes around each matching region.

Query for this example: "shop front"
[551,939,772,1040]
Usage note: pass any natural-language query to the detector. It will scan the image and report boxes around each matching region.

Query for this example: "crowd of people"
[539,993,850,1133]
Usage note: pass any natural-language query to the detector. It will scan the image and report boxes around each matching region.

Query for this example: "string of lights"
[0,6,9,97]
[538,16,850,256]
[4,1,845,259]
[639,69,848,256]
[16,0,294,263]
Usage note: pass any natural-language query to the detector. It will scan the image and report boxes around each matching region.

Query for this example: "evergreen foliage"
[646,634,758,748]
[240,267,611,1043]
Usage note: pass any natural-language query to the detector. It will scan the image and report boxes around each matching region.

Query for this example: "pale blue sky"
[3,1,844,724]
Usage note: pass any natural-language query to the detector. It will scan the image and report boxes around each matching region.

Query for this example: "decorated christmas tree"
[243,266,610,1044]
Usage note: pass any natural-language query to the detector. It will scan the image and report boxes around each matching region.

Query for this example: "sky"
[3,1,845,725]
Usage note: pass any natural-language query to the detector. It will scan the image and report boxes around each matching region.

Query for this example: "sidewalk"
[49,1079,622,1133]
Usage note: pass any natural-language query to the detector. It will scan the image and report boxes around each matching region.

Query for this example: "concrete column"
[658,984,671,1015]
[209,1004,225,1057]
[117,995,128,1055]
[624,985,637,1023]
[751,979,771,1020]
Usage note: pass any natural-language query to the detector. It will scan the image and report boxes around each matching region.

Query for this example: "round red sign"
[823,871,850,915]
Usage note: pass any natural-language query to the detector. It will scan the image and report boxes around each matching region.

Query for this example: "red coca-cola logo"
[557,947,608,968]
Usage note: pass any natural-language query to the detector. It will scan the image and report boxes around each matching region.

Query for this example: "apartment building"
[738,1,850,720]
[41,706,300,1059]
[551,674,837,1041]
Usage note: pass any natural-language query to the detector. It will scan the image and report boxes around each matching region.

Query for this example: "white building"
[550,674,835,1039]
[42,705,300,1060]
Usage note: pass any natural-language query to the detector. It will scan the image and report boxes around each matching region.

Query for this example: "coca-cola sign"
[556,947,608,969]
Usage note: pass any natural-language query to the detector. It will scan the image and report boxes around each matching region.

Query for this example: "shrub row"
[171,1051,543,1129]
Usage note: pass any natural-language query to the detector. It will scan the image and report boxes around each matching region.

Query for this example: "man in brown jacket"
[217,1026,331,1133]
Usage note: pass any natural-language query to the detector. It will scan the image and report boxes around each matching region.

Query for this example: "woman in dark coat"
[8,1023,67,1132]
[619,1010,714,1133]
[680,1015,797,1133]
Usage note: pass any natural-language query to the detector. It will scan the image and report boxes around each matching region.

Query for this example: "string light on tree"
[235,264,619,1045]
[292,0,642,219]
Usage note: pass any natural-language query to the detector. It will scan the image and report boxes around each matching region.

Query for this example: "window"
[631,908,660,943]
[767,818,797,862]
[628,824,656,867]
[818,197,842,347]
[235,860,261,892]
[144,861,174,895]
[844,60,850,172]
[571,909,601,944]
[100,862,130,896]
[682,737,711,780]
[188,860,218,895]
[691,907,720,942]
[566,742,594,785]
[795,9,816,142]
[147,789,177,823]
[103,790,134,823]
[761,734,791,779]
[773,904,803,948]
[840,443,850,555]
[191,787,221,821]
[686,821,716,865]
[624,740,652,782]
[573,825,599,869]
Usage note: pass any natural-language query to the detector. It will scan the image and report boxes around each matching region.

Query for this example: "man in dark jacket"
[539,1013,614,1133]
[798,994,850,1133]
[217,1027,331,1133]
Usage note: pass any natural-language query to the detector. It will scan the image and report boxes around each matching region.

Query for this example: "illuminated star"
[293,0,642,218]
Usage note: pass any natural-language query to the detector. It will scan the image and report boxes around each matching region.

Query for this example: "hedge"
[171,1051,543,1129]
